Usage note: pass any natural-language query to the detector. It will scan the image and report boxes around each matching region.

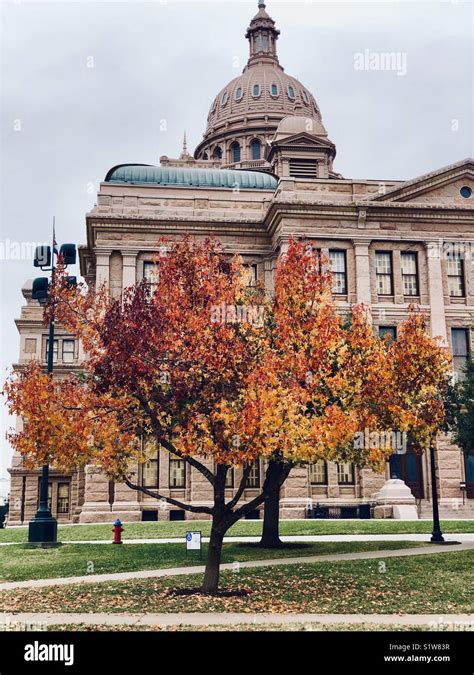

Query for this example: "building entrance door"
[389,451,424,499]
[464,454,474,499]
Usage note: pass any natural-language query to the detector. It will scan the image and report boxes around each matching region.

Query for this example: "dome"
[204,66,321,139]
[273,115,328,141]
[194,2,327,169]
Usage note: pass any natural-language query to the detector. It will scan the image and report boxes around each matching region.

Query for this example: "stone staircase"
[418,500,474,520]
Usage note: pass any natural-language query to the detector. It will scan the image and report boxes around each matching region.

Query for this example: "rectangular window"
[401,252,419,296]
[375,251,393,296]
[37,480,52,510]
[446,251,465,297]
[245,461,260,488]
[329,250,347,295]
[242,264,257,288]
[451,328,470,375]
[45,339,58,364]
[225,468,234,488]
[141,437,159,488]
[169,458,186,488]
[337,462,355,485]
[379,326,397,342]
[62,340,75,363]
[309,460,327,485]
[57,482,70,514]
[143,261,160,290]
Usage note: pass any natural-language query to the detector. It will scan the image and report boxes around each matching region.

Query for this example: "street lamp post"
[27,226,76,545]
[429,441,444,543]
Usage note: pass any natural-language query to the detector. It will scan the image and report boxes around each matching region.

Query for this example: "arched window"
[231,142,241,163]
[250,139,261,160]
[287,85,295,100]
[221,91,228,106]
[252,84,261,98]
[213,146,222,160]
[270,83,279,97]
[235,87,243,101]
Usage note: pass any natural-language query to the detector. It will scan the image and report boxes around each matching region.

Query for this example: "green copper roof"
[105,164,278,190]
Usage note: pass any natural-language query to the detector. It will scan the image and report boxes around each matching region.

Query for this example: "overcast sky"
[0,0,472,495]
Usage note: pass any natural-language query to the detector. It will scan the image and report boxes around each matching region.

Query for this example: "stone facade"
[7,2,474,524]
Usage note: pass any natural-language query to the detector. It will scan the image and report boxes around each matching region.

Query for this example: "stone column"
[281,466,309,518]
[95,250,111,288]
[425,241,448,344]
[189,457,213,521]
[112,475,141,522]
[327,462,340,498]
[78,465,113,523]
[359,467,386,500]
[392,250,404,304]
[353,240,372,306]
[122,251,138,290]
[436,434,463,504]
[264,259,276,295]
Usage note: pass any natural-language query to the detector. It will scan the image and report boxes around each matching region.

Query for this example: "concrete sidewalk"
[0,542,471,591]
[1,612,472,628]
[1,533,473,546]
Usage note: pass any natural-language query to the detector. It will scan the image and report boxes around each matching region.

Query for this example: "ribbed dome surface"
[204,65,321,138]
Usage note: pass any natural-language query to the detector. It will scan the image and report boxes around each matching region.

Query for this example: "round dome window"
[460,186,472,199]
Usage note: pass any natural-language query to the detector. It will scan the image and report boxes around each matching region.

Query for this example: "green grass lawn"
[0,541,428,582]
[1,519,473,543]
[0,550,471,614]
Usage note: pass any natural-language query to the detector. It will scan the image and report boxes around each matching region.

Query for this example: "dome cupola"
[245,1,281,67]
[194,1,334,174]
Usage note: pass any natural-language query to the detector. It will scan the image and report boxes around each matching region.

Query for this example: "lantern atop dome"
[245,1,281,67]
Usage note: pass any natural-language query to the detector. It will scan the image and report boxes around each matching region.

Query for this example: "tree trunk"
[259,459,290,548]
[202,519,226,593]
[260,483,282,548]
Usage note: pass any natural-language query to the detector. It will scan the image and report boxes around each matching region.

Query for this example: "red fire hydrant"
[112,518,123,544]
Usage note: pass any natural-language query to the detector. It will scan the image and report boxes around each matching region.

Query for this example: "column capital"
[352,238,372,251]
[94,248,113,263]
[122,250,139,265]
[424,240,443,258]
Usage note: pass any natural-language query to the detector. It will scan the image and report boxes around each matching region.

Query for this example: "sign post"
[185,530,202,559]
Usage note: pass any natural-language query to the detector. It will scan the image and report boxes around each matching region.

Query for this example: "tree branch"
[225,464,252,510]
[124,478,214,515]
[136,391,216,486]
[228,461,293,525]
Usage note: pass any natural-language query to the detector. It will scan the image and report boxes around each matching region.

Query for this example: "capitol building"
[8,2,474,525]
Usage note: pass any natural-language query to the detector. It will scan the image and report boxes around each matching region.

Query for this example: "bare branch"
[124,478,213,515]
[225,464,252,510]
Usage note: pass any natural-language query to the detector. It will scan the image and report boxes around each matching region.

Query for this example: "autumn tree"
[4,237,450,591]
[257,249,451,548]
[443,358,474,454]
